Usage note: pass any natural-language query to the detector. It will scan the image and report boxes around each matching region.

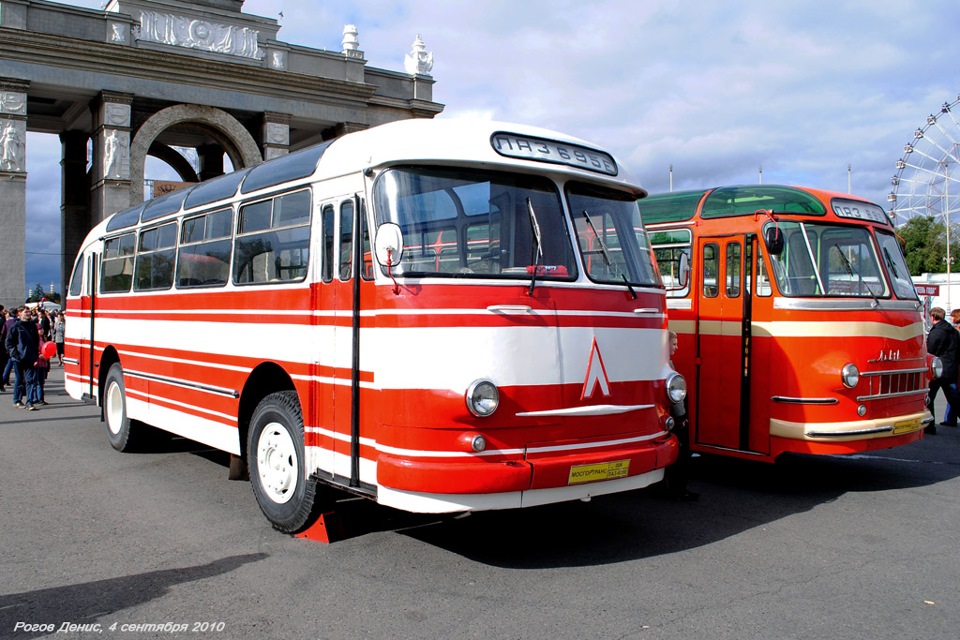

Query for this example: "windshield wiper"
[526,198,544,296]
[833,244,881,308]
[582,210,637,299]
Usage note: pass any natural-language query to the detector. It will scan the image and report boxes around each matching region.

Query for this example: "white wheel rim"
[105,381,124,435]
[256,421,299,505]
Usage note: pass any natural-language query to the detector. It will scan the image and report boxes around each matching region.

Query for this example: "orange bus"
[642,184,932,462]
[63,119,683,532]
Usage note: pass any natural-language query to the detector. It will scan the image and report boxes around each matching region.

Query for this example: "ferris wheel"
[888,94,960,226]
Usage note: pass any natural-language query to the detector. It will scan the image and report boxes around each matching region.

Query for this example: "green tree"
[25,283,60,304]
[897,216,960,276]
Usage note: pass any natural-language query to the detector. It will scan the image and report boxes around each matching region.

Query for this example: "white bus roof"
[92,118,642,240]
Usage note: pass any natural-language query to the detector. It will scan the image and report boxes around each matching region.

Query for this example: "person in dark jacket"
[4,305,40,410]
[0,309,15,391]
[926,307,960,434]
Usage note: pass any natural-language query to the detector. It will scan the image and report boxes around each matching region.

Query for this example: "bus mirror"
[764,227,784,256]
[375,222,404,267]
[677,252,690,288]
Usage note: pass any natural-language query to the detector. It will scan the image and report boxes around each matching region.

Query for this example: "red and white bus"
[64,119,683,532]
[643,184,932,462]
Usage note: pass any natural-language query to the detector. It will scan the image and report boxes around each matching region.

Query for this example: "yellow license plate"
[892,418,922,435]
[568,460,630,485]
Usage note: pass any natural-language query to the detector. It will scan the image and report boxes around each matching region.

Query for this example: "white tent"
[25,301,61,312]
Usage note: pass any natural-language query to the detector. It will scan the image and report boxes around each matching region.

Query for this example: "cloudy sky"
[23,0,960,294]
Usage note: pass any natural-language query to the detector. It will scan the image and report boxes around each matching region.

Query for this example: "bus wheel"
[247,391,318,533]
[104,363,140,452]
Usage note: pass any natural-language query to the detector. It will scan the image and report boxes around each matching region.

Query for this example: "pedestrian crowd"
[1,304,63,411]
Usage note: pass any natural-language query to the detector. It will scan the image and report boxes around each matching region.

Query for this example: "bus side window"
[234,188,311,285]
[339,200,354,281]
[725,242,741,298]
[68,256,84,297]
[360,200,372,280]
[135,222,177,291]
[101,233,136,293]
[651,228,692,298]
[755,248,772,296]
[702,243,718,298]
[177,208,232,288]
[321,204,334,283]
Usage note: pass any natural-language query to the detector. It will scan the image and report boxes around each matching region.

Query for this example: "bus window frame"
[100,232,137,294]
[652,228,693,297]
[176,206,234,290]
[232,187,312,286]
[134,220,178,292]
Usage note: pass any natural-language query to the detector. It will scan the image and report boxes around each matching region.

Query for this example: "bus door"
[316,195,372,490]
[79,251,98,401]
[695,235,754,451]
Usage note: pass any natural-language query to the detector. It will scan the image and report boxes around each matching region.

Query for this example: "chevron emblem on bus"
[581,337,611,400]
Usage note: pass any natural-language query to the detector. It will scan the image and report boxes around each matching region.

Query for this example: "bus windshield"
[568,182,662,287]
[767,221,890,298]
[374,166,577,279]
[876,229,919,300]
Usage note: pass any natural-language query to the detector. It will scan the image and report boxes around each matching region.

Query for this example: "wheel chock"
[294,512,344,543]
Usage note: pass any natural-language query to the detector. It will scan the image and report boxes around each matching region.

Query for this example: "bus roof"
[637,185,889,225]
[102,119,643,235]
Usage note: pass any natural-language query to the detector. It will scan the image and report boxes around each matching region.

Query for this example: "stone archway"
[130,104,262,204]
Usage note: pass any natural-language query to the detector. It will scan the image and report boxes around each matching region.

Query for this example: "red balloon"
[42,341,57,359]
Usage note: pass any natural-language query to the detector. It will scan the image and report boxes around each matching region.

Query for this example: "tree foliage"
[26,283,60,304]
[897,216,960,276]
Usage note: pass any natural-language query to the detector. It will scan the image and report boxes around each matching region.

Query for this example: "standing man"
[4,305,40,410]
[926,307,960,434]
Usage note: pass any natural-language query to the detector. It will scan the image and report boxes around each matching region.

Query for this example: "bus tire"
[247,391,318,533]
[103,363,141,452]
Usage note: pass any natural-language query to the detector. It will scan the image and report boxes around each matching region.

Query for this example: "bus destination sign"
[491,132,618,176]
[832,199,890,225]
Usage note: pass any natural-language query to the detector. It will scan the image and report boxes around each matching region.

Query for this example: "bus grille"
[857,367,927,402]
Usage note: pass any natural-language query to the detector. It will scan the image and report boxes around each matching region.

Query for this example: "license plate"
[892,418,922,435]
[568,460,630,485]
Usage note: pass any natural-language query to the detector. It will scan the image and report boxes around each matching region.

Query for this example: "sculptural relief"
[265,122,288,145]
[110,22,127,44]
[103,129,129,179]
[137,11,264,60]
[104,103,130,127]
[0,92,27,116]
[0,120,25,172]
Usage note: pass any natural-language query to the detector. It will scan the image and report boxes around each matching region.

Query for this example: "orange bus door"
[694,236,754,451]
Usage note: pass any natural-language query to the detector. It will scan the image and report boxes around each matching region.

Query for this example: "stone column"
[197,143,225,181]
[90,91,133,223]
[61,130,90,293]
[0,79,28,308]
[262,112,290,160]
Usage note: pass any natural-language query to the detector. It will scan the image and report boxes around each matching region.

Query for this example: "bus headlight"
[466,380,499,417]
[931,356,943,379]
[841,363,860,389]
[666,373,687,404]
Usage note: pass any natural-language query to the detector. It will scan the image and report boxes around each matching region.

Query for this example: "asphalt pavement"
[1,365,959,640]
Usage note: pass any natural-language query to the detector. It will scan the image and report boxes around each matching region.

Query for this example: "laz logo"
[581,337,612,400]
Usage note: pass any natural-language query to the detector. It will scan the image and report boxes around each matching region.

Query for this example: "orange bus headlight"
[666,373,687,404]
[841,363,860,388]
[931,356,943,379]
[466,380,500,417]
